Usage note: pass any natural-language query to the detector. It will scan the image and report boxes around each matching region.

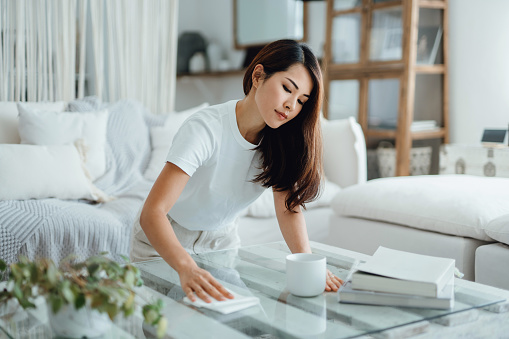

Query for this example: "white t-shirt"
[166,100,266,231]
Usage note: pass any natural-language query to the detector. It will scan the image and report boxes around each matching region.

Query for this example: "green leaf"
[75,294,86,309]
[105,303,119,320]
[91,294,104,308]
[13,283,23,300]
[124,270,135,287]
[156,317,168,338]
[143,308,159,325]
[88,263,100,276]
[0,260,6,272]
[49,294,63,314]
[124,292,135,310]
[47,263,58,285]
[61,283,75,304]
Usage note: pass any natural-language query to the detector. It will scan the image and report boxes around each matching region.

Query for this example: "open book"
[351,247,455,298]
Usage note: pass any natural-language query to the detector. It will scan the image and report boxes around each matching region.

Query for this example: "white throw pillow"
[144,103,209,181]
[322,116,367,188]
[0,101,66,144]
[17,104,109,181]
[331,175,509,241]
[484,214,509,246]
[0,144,110,202]
[243,180,342,218]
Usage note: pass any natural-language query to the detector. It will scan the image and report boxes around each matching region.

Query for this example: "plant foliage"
[0,254,166,337]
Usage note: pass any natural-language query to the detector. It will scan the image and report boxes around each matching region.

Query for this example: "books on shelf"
[411,120,438,131]
[351,247,455,298]
[338,278,454,310]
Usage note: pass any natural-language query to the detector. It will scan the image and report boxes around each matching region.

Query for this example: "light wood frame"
[324,0,449,176]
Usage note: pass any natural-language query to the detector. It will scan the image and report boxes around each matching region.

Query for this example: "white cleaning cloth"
[183,289,260,314]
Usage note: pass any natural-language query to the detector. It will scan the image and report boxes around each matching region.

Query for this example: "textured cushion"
[484,214,509,245]
[144,103,209,181]
[0,101,66,144]
[331,175,509,241]
[322,117,367,188]
[0,144,109,201]
[243,180,342,218]
[17,104,109,181]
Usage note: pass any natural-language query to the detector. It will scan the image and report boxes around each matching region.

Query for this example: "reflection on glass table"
[135,242,506,339]
[1,241,507,339]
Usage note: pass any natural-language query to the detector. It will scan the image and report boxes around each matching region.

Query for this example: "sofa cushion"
[484,214,509,245]
[68,98,152,196]
[331,175,509,241]
[144,103,209,181]
[17,104,109,181]
[0,101,66,144]
[0,143,109,201]
[322,117,367,188]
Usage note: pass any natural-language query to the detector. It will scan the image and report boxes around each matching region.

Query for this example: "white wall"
[449,0,509,143]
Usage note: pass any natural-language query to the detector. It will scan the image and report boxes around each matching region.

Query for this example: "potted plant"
[0,253,167,338]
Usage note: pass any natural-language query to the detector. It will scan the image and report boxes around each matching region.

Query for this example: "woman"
[131,39,343,303]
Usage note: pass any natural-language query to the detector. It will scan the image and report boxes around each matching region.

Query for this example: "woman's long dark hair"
[243,39,323,212]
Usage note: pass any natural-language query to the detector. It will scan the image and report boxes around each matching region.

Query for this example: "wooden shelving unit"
[323,0,449,176]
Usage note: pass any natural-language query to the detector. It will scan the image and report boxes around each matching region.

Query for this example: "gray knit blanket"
[0,97,166,267]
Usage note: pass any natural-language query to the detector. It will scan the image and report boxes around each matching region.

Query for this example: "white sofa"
[324,154,509,291]
[0,98,366,270]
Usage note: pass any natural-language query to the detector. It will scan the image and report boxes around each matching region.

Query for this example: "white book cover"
[338,277,454,309]
[353,247,455,297]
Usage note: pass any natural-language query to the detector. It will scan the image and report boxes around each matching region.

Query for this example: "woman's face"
[254,63,313,129]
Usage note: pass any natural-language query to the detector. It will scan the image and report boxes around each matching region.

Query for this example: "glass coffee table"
[1,241,508,338]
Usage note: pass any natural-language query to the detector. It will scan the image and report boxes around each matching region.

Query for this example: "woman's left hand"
[325,269,343,292]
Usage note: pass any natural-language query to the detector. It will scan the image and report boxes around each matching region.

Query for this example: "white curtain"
[0,0,178,113]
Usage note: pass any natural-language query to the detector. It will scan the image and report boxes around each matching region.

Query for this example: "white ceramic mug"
[286,253,326,297]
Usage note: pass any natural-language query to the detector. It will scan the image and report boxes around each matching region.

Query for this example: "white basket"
[377,142,432,177]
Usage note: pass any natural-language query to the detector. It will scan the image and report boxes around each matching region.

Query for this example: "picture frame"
[416,26,443,65]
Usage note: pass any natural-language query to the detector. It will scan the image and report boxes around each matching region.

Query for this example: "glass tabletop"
[0,242,506,339]
[135,241,506,339]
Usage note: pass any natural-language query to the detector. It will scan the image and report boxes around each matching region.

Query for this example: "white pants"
[130,208,241,263]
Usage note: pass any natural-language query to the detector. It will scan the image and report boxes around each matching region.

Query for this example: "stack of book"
[411,120,439,132]
[368,119,439,132]
[338,247,456,309]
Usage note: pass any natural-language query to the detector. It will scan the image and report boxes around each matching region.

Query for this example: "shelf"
[177,69,244,79]
[325,0,449,176]
[415,64,445,74]
[367,128,446,140]
[419,0,446,9]
[411,128,446,140]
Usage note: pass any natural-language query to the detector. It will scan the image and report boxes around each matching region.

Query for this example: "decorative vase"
[206,42,222,72]
[189,52,206,74]
[48,303,112,338]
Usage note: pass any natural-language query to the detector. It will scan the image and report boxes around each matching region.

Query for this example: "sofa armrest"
[322,117,367,188]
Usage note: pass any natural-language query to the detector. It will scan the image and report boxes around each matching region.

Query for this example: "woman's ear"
[252,64,265,89]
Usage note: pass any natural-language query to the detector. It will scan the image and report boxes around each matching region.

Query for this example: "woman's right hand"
[179,265,234,303]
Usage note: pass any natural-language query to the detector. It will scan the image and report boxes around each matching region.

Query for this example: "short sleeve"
[166,116,217,176]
